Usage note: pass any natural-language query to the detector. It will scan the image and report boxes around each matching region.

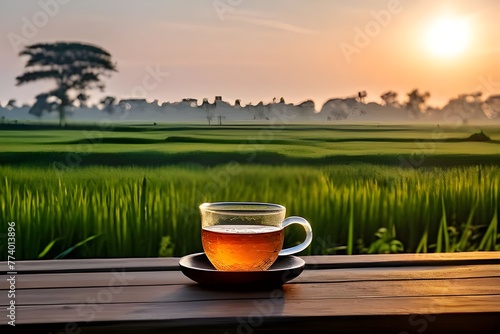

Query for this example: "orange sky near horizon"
[0,0,499,109]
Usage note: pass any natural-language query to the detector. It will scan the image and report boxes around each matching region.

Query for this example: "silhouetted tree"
[201,98,215,125]
[217,115,226,125]
[482,94,500,119]
[254,101,270,119]
[357,91,367,103]
[100,96,117,114]
[296,100,315,116]
[441,92,485,123]
[16,42,117,127]
[321,98,355,120]
[406,89,430,118]
[29,93,57,118]
[6,99,17,110]
[380,91,398,107]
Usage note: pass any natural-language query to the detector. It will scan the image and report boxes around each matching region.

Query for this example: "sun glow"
[426,17,470,58]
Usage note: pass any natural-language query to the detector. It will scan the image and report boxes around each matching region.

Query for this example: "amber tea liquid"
[202,225,284,271]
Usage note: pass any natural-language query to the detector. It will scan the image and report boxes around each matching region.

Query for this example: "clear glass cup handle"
[278,216,313,256]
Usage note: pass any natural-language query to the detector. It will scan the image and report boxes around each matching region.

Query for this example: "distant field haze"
[1,94,500,125]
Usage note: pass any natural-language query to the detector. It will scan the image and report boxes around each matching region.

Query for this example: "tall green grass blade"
[456,202,478,252]
[436,198,450,253]
[478,207,498,251]
[347,192,354,255]
[38,237,62,259]
[416,231,428,253]
[55,235,101,259]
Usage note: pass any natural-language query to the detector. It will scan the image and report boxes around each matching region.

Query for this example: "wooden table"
[1,252,499,333]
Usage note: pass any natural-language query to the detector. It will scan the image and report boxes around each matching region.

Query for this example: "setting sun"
[426,17,470,57]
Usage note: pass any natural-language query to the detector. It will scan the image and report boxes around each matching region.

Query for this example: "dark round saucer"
[179,253,305,290]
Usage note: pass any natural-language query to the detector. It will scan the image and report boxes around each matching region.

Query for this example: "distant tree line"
[2,41,499,126]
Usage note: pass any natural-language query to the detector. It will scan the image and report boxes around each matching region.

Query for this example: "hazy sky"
[1,0,499,108]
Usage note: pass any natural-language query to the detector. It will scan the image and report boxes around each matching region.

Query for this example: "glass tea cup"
[200,202,313,271]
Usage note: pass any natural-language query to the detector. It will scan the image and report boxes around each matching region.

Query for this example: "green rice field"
[1,123,499,260]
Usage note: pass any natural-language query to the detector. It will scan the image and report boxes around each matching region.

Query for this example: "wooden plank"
[303,252,500,269]
[2,264,498,290]
[1,295,499,325]
[1,277,499,306]
[294,264,500,283]
[1,252,498,274]
[7,313,500,334]
[0,271,189,290]
[0,257,181,274]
